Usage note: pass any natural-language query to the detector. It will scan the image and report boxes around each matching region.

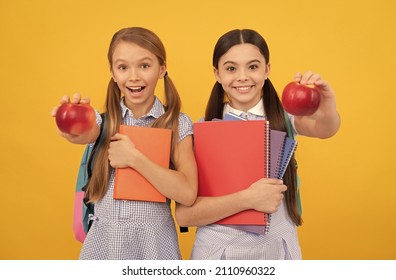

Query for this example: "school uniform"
[191,100,302,260]
[80,97,193,260]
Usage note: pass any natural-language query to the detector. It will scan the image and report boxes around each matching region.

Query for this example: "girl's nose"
[237,69,248,81]
[129,68,139,81]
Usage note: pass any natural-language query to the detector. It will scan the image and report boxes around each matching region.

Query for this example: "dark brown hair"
[205,29,302,226]
[85,27,182,203]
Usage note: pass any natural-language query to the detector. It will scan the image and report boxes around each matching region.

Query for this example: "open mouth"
[127,86,145,93]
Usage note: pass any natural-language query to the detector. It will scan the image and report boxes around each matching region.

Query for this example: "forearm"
[175,178,286,226]
[313,109,340,139]
[134,156,197,206]
[293,72,341,139]
[175,191,250,227]
[296,96,341,139]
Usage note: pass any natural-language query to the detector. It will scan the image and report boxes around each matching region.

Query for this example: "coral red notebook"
[193,120,270,225]
[113,125,171,203]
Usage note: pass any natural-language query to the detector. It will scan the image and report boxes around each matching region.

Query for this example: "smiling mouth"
[127,86,145,93]
[234,86,253,92]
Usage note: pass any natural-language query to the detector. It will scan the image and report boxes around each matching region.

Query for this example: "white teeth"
[236,86,251,92]
[128,87,144,92]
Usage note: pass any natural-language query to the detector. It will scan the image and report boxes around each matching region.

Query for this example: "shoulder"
[178,112,193,125]
[177,112,193,141]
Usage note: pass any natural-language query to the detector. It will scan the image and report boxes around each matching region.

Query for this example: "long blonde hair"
[85,27,182,203]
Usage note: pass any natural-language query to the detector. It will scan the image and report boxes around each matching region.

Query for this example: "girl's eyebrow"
[113,58,126,64]
[223,60,236,66]
[138,57,155,62]
[249,59,262,64]
[113,57,154,64]
[222,59,262,66]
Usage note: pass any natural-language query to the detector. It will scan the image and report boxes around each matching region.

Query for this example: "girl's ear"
[111,70,117,83]
[214,67,221,84]
[264,63,271,80]
[160,64,167,78]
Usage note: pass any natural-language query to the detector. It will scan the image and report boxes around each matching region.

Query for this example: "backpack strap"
[86,113,107,181]
[77,113,107,237]
[74,113,107,242]
[73,144,94,242]
[284,111,302,215]
[83,113,107,230]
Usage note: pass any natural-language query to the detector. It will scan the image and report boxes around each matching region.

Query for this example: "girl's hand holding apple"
[52,93,95,135]
[282,71,337,117]
[282,72,340,138]
[281,81,321,116]
[55,103,96,135]
[51,94,98,144]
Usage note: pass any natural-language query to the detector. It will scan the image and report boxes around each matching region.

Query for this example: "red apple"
[55,103,96,134]
[282,82,321,116]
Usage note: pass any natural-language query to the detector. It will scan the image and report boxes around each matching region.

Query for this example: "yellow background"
[1,0,395,260]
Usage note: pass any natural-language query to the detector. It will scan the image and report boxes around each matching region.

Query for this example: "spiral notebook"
[277,136,297,179]
[220,112,297,234]
[222,112,294,179]
[227,131,296,234]
[194,119,270,226]
[269,130,287,178]
[225,112,297,177]
[113,125,171,203]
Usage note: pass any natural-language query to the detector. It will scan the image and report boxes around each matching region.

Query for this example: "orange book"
[113,125,172,203]
[193,120,269,225]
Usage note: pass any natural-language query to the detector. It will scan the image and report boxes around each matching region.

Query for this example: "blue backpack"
[73,113,106,242]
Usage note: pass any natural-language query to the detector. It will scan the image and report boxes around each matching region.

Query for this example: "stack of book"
[110,115,297,235]
[193,112,297,234]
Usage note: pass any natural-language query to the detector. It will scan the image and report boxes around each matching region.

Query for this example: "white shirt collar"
[120,96,165,119]
[223,98,265,118]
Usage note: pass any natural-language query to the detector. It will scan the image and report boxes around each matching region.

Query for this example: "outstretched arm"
[293,71,341,139]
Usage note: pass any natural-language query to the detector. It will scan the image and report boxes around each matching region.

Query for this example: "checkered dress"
[190,102,302,260]
[79,97,193,260]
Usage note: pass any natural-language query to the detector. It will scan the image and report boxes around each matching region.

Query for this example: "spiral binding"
[264,120,270,178]
[279,138,297,179]
[264,213,271,234]
[264,120,271,233]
